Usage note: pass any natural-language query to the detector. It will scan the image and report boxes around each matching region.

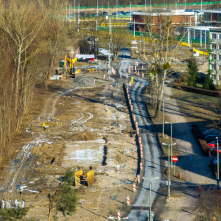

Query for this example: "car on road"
[112,12,116,15]
[103,11,108,15]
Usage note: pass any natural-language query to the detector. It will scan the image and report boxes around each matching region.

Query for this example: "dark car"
[203,129,220,136]
[112,12,116,15]
[211,147,221,154]
[103,11,108,15]
[205,135,221,143]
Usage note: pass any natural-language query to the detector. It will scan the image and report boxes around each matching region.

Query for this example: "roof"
[132,9,195,16]
[187,26,221,31]
[204,9,221,14]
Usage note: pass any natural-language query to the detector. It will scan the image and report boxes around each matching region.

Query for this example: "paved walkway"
[162,84,216,221]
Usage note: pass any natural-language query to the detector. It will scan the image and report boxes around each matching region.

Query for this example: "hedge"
[191,124,210,156]
[172,83,220,97]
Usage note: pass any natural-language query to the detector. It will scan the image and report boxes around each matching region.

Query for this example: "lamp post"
[159,98,169,138]
[162,143,176,197]
[165,122,176,168]
[97,0,99,16]
[142,177,159,221]
[217,137,220,190]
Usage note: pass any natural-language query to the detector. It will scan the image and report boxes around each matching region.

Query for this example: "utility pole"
[97,0,99,16]
[130,2,131,21]
[217,137,220,190]
[74,0,76,23]
[116,0,118,20]
[134,19,135,38]
[145,0,147,11]
[78,4,80,32]
[159,98,169,138]
[162,143,176,197]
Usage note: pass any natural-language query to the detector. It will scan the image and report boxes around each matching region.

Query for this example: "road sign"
[213,159,217,164]
[146,211,154,218]
[145,82,149,86]
[172,156,178,163]
[127,196,130,206]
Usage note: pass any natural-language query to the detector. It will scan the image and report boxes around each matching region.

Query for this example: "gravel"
[72,76,96,87]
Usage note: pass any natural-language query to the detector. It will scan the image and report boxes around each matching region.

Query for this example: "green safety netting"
[71,1,220,9]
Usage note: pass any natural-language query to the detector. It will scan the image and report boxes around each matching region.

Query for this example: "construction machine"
[63,55,80,78]
[131,40,139,59]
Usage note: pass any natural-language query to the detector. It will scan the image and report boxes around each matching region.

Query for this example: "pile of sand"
[31,143,63,164]
[72,76,95,87]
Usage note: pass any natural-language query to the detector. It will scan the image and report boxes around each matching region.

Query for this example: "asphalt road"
[118,57,161,221]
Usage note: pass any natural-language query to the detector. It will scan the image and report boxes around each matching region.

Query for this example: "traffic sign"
[172,156,178,163]
[145,82,149,86]
[213,159,217,164]
[146,211,154,218]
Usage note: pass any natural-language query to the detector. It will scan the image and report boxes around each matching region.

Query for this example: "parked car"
[205,135,221,143]
[203,129,220,136]
[208,140,221,149]
[185,9,189,12]
[103,11,108,15]
[112,12,116,15]
[211,147,221,154]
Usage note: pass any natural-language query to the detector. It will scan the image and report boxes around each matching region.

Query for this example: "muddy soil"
[0,73,139,220]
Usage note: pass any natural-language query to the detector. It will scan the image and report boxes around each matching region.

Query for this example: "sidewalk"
[160,84,216,221]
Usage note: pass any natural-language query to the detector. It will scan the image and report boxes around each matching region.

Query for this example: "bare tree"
[140,13,187,118]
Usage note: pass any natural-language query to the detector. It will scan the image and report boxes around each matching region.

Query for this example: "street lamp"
[165,121,176,168]
[159,98,169,138]
[142,177,159,221]
[217,137,220,190]
[162,143,176,197]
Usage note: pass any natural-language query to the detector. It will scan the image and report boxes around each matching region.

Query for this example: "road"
[118,56,162,220]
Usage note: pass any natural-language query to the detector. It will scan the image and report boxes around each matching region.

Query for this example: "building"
[208,28,221,85]
[201,9,221,26]
[131,9,199,32]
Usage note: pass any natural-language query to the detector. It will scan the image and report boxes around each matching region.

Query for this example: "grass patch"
[171,88,219,123]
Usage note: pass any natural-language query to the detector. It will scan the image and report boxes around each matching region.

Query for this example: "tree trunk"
[155,99,162,118]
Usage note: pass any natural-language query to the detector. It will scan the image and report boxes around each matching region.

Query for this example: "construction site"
[0,68,145,220]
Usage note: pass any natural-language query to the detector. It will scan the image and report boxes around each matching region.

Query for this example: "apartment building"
[208,28,221,85]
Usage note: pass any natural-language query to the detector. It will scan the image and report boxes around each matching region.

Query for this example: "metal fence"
[72,1,221,9]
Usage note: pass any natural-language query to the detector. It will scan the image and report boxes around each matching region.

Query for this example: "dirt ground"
[0,72,141,220]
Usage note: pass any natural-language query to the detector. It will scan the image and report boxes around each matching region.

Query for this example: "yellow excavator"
[63,55,80,78]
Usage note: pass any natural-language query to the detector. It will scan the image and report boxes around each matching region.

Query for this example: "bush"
[172,83,220,97]
[0,207,29,220]
[191,124,210,155]
[187,58,198,87]
[203,70,215,90]
[63,168,75,186]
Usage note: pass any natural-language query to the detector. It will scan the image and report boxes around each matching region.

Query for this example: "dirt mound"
[31,143,63,165]
[198,61,208,73]
[72,132,97,141]
[72,76,95,87]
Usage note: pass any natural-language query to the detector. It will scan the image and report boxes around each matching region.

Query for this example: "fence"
[71,1,221,9]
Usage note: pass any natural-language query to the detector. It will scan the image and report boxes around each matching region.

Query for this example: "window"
[219,55,221,60]
[219,45,221,50]
[219,34,221,39]
[212,44,217,49]
[212,34,217,39]
[219,65,221,70]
